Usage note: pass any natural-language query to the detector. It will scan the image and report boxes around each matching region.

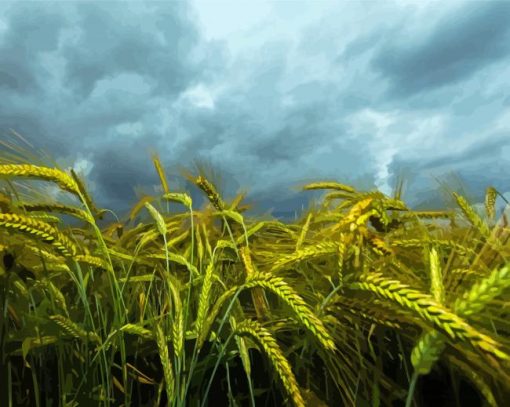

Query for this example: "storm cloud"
[0,0,509,218]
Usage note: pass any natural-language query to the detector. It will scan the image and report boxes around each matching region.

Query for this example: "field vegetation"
[0,140,509,406]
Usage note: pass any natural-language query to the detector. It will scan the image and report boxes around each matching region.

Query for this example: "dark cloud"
[0,1,508,218]
[0,1,227,212]
[415,132,510,171]
[388,131,510,208]
[0,4,65,93]
[62,2,205,99]
[372,1,510,98]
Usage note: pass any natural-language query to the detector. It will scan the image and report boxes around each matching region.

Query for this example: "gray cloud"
[61,2,206,99]
[372,1,510,98]
[389,131,510,208]
[0,1,509,219]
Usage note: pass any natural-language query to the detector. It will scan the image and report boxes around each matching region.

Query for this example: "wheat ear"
[485,186,498,222]
[234,319,305,407]
[0,213,77,256]
[240,246,269,320]
[50,315,100,343]
[244,272,336,351]
[196,260,216,335]
[70,169,104,217]
[0,164,79,196]
[75,255,110,270]
[195,176,225,211]
[454,264,510,316]
[413,263,510,372]
[410,247,446,374]
[270,241,338,273]
[20,203,92,223]
[350,273,509,363]
[453,192,491,238]
[155,323,175,402]
[152,154,170,195]
[302,181,355,193]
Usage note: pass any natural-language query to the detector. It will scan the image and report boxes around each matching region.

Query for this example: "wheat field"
[0,150,509,406]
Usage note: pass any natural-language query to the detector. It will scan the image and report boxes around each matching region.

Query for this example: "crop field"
[0,148,509,406]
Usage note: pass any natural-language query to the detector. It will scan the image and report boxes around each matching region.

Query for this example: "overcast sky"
[1,0,509,218]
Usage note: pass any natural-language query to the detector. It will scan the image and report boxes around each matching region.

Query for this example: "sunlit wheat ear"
[70,169,104,217]
[229,316,252,378]
[295,213,312,251]
[342,198,374,224]
[119,323,153,339]
[196,260,215,335]
[75,254,110,270]
[0,213,77,257]
[163,192,192,209]
[453,192,491,238]
[195,175,225,211]
[400,211,452,220]
[349,273,509,364]
[410,247,446,375]
[244,272,336,351]
[155,323,175,402]
[240,246,269,320]
[0,164,80,196]
[20,203,92,223]
[411,330,445,375]
[144,202,167,237]
[194,223,204,262]
[234,319,305,407]
[454,264,510,317]
[302,181,356,194]
[429,248,444,303]
[173,308,184,360]
[152,154,170,195]
[391,239,476,257]
[198,272,337,352]
[485,186,498,222]
[270,241,338,273]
